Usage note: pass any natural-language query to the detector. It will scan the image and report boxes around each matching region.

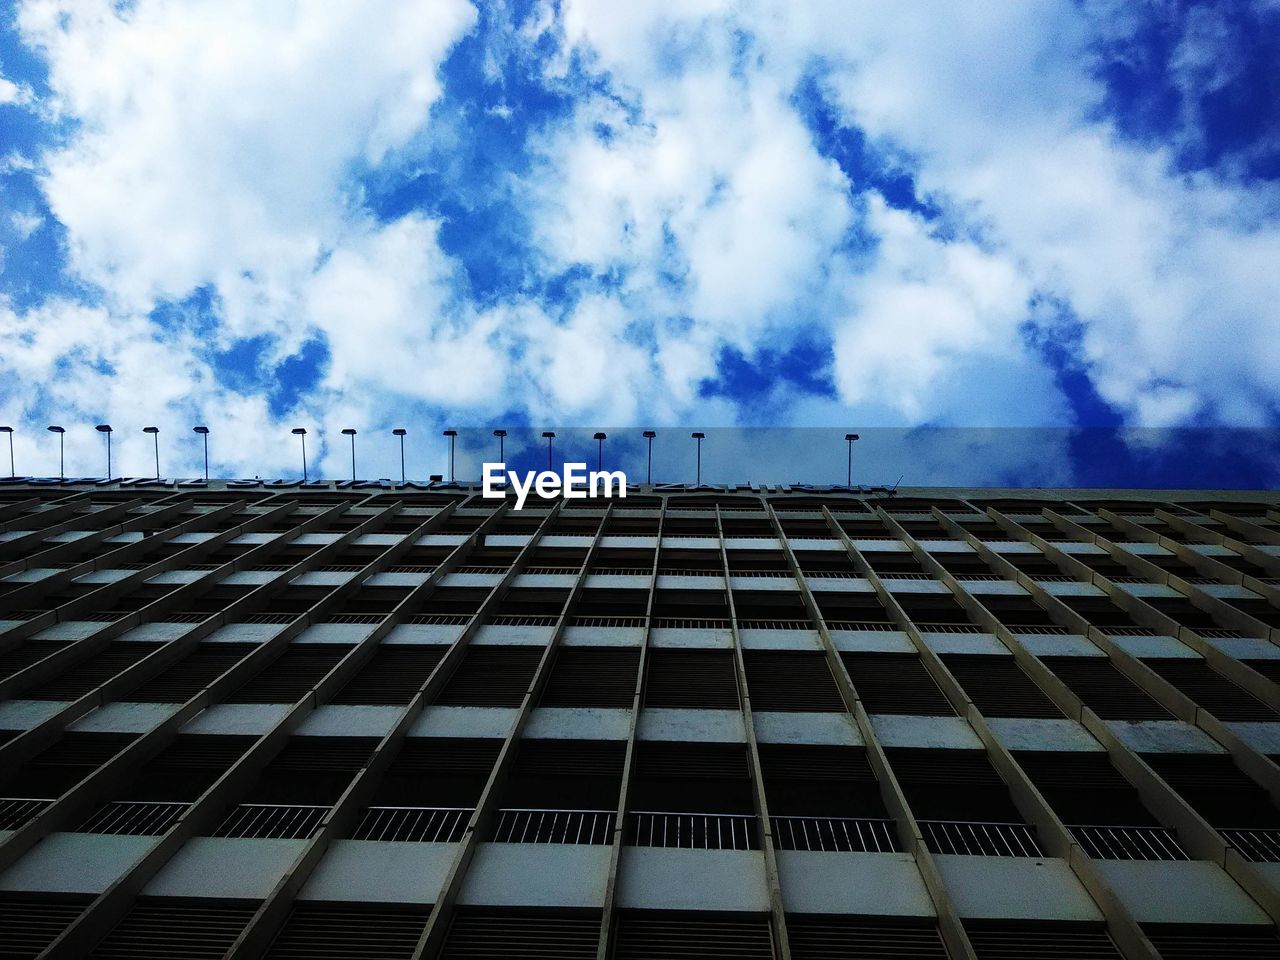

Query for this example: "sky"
[0,0,1278,487]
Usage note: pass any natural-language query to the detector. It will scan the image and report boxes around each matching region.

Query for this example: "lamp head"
[143,426,159,434]
[193,426,209,435]
[845,433,860,442]
[593,432,607,440]
[341,428,357,436]
[47,425,64,434]
[429,473,444,481]
[642,430,656,439]
[542,431,556,439]
[95,424,113,433]
[392,428,407,437]
[0,426,12,433]
[291,428,306,436]
[442,429,458,438]
[691,432,705,439]
[492,429,507,438]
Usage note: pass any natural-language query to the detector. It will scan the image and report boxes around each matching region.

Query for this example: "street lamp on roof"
[493,429,507,463]
[691,432,705,486]
[392,428,407,484]
[844,433,860,489]
[0,426,13,478]
[47,425,65,480]
[542,431,555,470]
[642,430,656,485]
[593,432,607,472]
[193,426,209,481]
[291,428,308,482]
[442,429,458,482]
[341,428,357,482]
[143,426,160,480]
[95,424,113,479]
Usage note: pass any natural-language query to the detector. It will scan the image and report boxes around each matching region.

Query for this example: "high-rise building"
[1,481,1279,959]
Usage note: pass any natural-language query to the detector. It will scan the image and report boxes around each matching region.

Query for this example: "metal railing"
[650,617,732,630]
[920,820,1044,857]
[486,615,558,627]
[826,620,899,632]
[407,613,472,625]
[1196,628,1246,639]
[77,800,188,835]
[569,616,648,628]
[523,566,582,575]
[627,811,759,850]
[385,564,437,573]
[351,806,470,843]
[323,613,386,624]
[876,572,934,580]
[452,565,508,575]
[212,803,329,840]
[914,623,985,634]
[729,569,795,578]
[1069,824,1188,861]
[1012,625,1073,635]
[657,568,724,577]
[492,808,615,844]
[737,619,813,630]
[1104,626,1160,636]
[1222,827,1280,862]
[771,815,900,853]
[0,797,51,830]
[801,569,860,579]
[587,567,652,577]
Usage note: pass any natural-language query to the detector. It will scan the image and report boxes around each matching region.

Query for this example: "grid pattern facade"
[0,483,1279,959]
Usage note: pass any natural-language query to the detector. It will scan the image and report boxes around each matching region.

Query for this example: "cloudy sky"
[0,0,1277,486]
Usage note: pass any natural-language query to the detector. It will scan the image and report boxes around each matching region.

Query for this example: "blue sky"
[0,0,1278,486]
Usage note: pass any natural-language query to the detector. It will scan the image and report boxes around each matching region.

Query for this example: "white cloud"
[0,71,33,106]
[18,0,476,323]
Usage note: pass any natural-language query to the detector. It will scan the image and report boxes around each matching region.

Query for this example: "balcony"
[627,811,759,850]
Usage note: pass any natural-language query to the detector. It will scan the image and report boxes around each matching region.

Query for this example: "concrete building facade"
[1,481,1280,958]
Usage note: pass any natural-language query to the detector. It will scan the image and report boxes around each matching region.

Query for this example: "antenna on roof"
[890,475,904,496]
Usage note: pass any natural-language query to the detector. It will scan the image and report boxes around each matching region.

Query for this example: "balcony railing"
[0,797,51,830]
[771,815,900,853]
[570,616,648,628]
[587,568,652,577]
[826,620,898,632]
[914,623,985,634]
[650,617,731,630]
[486,615,558,627]
[1221,827,1280,863]
[351,806,470,843]
[1069,824,1188,860]
[919,820,1044,857]
[738,619,813,631]
[657,568,723,577]
[492,808,615,844]
[627,811,759,850]
[212,803,328,840]
[77,800,188,835]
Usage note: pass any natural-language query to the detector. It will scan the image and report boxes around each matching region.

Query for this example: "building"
[1,480,1280,959]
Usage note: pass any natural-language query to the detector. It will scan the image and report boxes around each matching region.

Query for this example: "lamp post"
[193,426,209,481]
[691,432,705,486]
[442,429,457,482]
[143,426,160,480]
[95,424,113,479]
[642,430,656,485]
[47,426,65,479]
[844,433,860,488]
[493,429,507,463]
[542,431,555,470]
[392,428,407,484]
[291,428,308,482]
[341,428,357,482]
[0,426,13,478]
[593,432,607,471]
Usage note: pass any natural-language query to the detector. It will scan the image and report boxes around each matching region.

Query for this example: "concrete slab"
[1096,859,1269,924]
[300,840,455,904]
[1105,720,1225,754]
[989,718,1104,753]
[638,708,745,743]
[144,837,306,899]
[409,706,519,739]
[753,712,861,747]
[458,843,611,908]
[618,847,769,912]
[870,715,982,750]
[0,833,161,894]
[936,855,1103,921]
[524,707,632,741]
[777,851,934,916]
